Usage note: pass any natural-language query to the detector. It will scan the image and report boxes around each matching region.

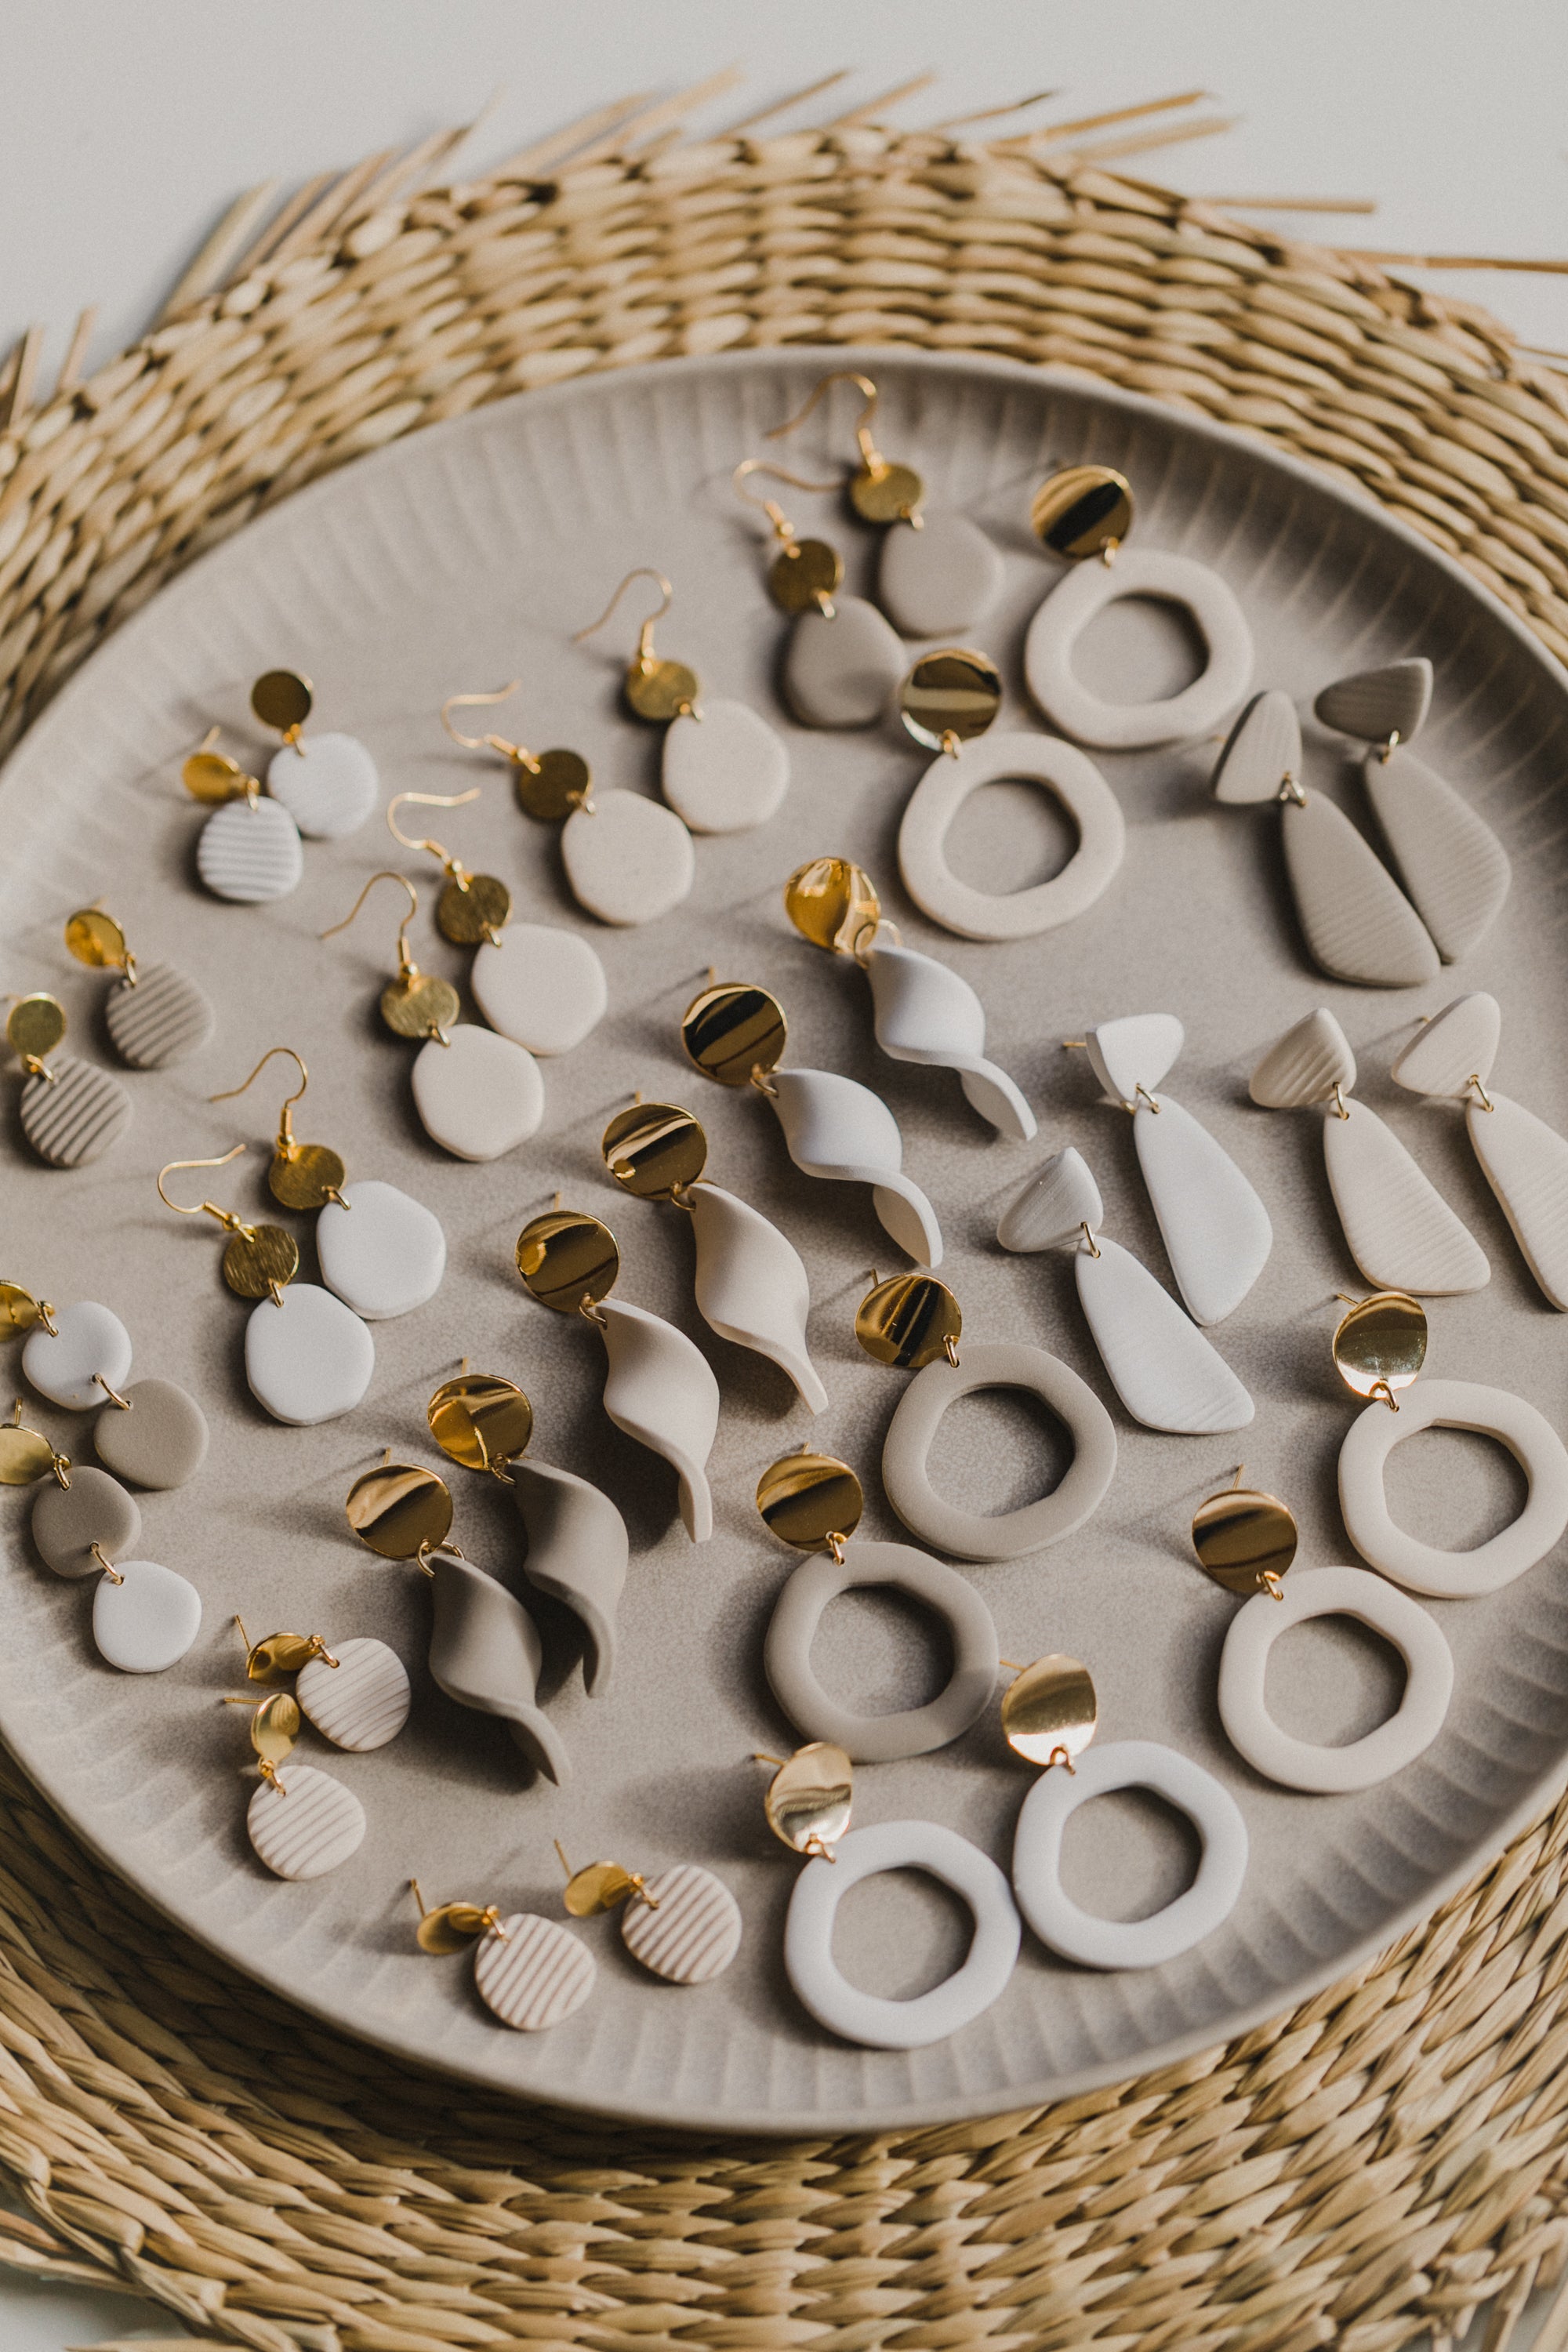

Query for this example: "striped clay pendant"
[247,1763,366,1879]
[105,963,216,1069]
[621,1865,742,1985]
[20,1057,132,1167]
[197,797,303,903]
[296,1637,412,1751]
[473,1913,597,2031]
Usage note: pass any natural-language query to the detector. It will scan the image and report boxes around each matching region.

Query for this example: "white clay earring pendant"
[1315,659,1510,962]
[1211,688,1439,988]
[6,994,132,1169]
[1023,465,1254,747]
[735,460,906,729]
[601,1100,827,1414]
[13,1414,203,1672]
[232,1692,367,1881]
[557,1839,742,1986]
[999,1147,1253,1435]
[1330,1290,1568,1597]
[1003,1653,1248,1968]
[1065,1015,1271,1325]
[758,1743,1022,2049]
[63,904,215,1069]
[410,1879,596,2031]
[234,1615,411,1752]
[1392,993,1568,1311]
[854,1273,1116,1562]
[784,857,1034,1141]
[181,729,304,904]
[250,668,379,838]
[1249,1007,1488,1295]
[8,1283,209,1494]
[515,1208,720,1544]
[681,978,943,1267]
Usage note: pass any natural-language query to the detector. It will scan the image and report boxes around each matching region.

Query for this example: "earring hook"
[387,788,481,866]
[766,370,882,469]
[209,1046,309,1116]
[157,1142,249,1221]
[441,684,522,753]
[572,568,673,651]
[732,459,842,543]
[319,869,419,967]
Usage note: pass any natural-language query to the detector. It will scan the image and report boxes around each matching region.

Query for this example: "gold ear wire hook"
[572,568,673,647]
[732,458,841,543]
[441,683,533,764]
[766,370,882,471]
[209,1047,309,1156]
[387,789,481,879]
[320,871,420,977]
[157,1143,249,1226]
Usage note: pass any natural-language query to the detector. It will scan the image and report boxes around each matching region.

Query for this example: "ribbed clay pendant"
[296,1637,412,1751]
[196,797,304,903]
[63,906,215,1071]
[248,1764,367,1879]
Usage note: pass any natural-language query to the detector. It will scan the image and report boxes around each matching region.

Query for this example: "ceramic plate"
[2,349,1567,2134]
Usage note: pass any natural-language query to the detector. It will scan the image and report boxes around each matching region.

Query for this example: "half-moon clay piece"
[1390,993,1501,1098]
[1076,1236,1254,1434]
[510,1457,629,1695]
[996,1146,1104,1254]
[1314,658,1433,746]
[1249,1007,1356,1109]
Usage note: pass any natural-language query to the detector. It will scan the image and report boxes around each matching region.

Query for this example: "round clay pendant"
[20,1057,132,1168]
[23,1300,132,1410]
[662,701,789,833]
[92,1558,202,1672]
[104,963,216,1069]
[246,1765,366,1879]
[411,1025,543,1160]
[244,1284,375,1425]
[94,1377,209,1490]
[473,1914,597,2031]
[266,733,379,838]
[470,924,608,1054]
[621,1865,742,1985]
[316,1181,446,1319]
[878,510,1004,638]
[296,1637,412,1751]
[196,797,303,902]
[561,790,695,926]
[32,1465,140,1579]
[783,597,906,728]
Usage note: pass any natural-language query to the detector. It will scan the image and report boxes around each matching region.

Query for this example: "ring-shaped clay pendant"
[621,1865,743,1984]
[785,1819,1021,2049]
[1218,1565,1453,1791]
[95,1378,209,1490]
[662,701,789,833]
[1338,1377,1568,1596]
[92,1559,203,1673]
[898,730,1126,941]
[1011,1739,1248,1969]
[474,1915,597,2030]
[196,797,304,902]
[20,1058,133,1169]
[881,1341,1117,1561]
[266,733,379,838]
[561,790,695,925]
[244,1284,375,1426]
[1023,548,1254,748]
[247,1764,366,1879]
[296,1637,412,1751]
[315,1181,446,1319]
[878,510,1004,639]
[23,1301,132,1410]
[764,1537,999,1761]
[411,1025,543,1161]
[470,924,608,1055]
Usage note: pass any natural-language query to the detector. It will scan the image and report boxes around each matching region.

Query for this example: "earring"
[1062,1016,1272,1324]
[234,1612,411,1752]
[1022,464,1254,747]
[1210,688,1439,988]
[514,1205,719,1543]
[409,1877,595,2031]
[601,1096,826,1414]
[999,1147,1252,1432]
[783,858,1033,1141]
[157,1145,374,1426]
[1392,993,1568,1311]
[1003,1653,1247,1968]
[319,868,542,1164]
[1331,1289,1568,1597]
[181,728,303,903]
[573,568,789,843]
[227,1688,366,1880]
[3,1279,207,1490]
[855,1269,1116,1560]
[249,668,379,839]
[6,993,131,1167]
[756,1741,1020,2050]
[680,977,943,1266]
[555,1837,742,1987]
[733,461,904,728]
[1249,1008,1488,1294]
[63,903,214,1068]
[1314,657,1510,961]
[426,1370,627,1695]
[209,1046,445,1321]
[345,1454,569,1783]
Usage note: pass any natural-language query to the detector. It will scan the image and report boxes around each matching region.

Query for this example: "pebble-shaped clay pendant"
[196,797,304,903]
[20,1058,132,1169]
[561,791,695,926]
[23,1300,132,1410]
[266,733,379,838]
[296,1637,412,1751]
[783,598,906,728]
[411,1025,543,1161]
[621,1865,742,1985]
[474,1914,597,2030]
[470,924,608,1055]
[104,963,216,1069]
[244,1284,375,1426]
[661,701,789,833]
[315,1181,446,1320]
[92,1559,202,1672]
[247,1764,367,1879]
[878,510,1004,638]
[32,1465,140,1577]
[95,1377,209,1489]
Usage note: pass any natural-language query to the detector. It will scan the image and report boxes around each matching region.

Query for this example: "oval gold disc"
[346,1461,454,1559]
[417,1900,496,1955]
[181,749,252,802]
[1192,1486,1299,1593]
[427,1372,534,1472]
[625,659,699,723]
[855,1273,963,1370]
[1000,1653,1098,1766]
[768,538,843,615]
[756,1450,864,1551]
[563,1860,641,1917]
[1030,465,1134,560]
[250,1690,301,1766]
[898,648,1004,752]
[380,971,461,1040]
[783,857,881,956]
[221,1223,300,1301]
[1332,1290,1428,1398]
[251,670,314,733]
[6,994,66,1062]
[681,982,786,1087]
[851,460,924,524]
[516,747,592,823]
[763,1741,854,1856]
[437,871,511,946]
[64,907,128,969]
[601,1101,707,1197]
[246,1632,325,1682]
[515,1210,619,1312]
[0,1425,55,1485]
[269,1142,347,1211]
[0,1283,46,1334]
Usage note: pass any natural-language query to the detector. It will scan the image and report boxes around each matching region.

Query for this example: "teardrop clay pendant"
[1133,1094,1272,1327]
[621,1864,742,1984]
[95,1377,209,1489]
[1468,1093,1568,1311]
[104,963,215,1069]
[196,797,303,902]
[316,1181,446,1319]
[20,1057,132,1168]
[561,791,695,925]
[1362,746,1510,963]
[474,1914,596,2030]
[24,1300,133,1410]
[247,1764,366,1879]
[1281,792,1439,988]
[244,1284,376,1425]
[1076,1238,1254,1434]
[783,598,906,728]
[296,1636,411,1750]
[1323,1098,1489,1294]
[877,511,1004,638]
[662,701,789,833]
[470,924,608,1054]
[411,1025,543,1161]
[266,733,379,838]
[92,1558,202,1672]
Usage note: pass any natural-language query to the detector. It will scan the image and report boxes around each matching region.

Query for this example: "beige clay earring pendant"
[234,1612,411,1753]
[408,1877,595,2031]
[855,1270,1116,1562]
[181,724,302,904]
[1023,465,1254,747]
[1249,1007,1487,1294]
[228,1688,366,1881]
[63,903,214,1069]
[249,667,379,838]
[734,461,905,728]
[5,992,131,1168]
[555,1837,742,1987]
[4,1278,207,1490]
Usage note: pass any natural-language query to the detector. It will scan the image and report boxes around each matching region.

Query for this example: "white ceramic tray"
[2,348,1567,2135]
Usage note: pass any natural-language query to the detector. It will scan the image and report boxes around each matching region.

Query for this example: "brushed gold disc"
[251,670,314,733]
[0,1425,55,1486]
[6,994,65,1062]
[681,982,786,1087]
[64,907,129,970]
[855,1273,962,1370]
[221,1224,299,1301]
[763,1742,854,1857]
[1000,1653,1098,1766]
[1030,464,1134,560]
[898,648,1003,751]
[783,856,880,956]
[245,1632,325,1682]
[1332,1290,1428,1399]
[851,460,924,524]
[346,1461,454,1559]
[1192,1486,1299,1594]
[516,1210,619,1312]
[269,1142,347,1211]
[601,1101,708,1197]
[437,871,511,946]
[626,658,699,722]
[427,1373,534,1472]
[767,538,843,615]
[515,747,592,822]
[380,970,460,1040]
[756,1450,864,1551]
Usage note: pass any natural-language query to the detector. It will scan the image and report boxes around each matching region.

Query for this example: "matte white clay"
[92,1559,202,1673]
[783,597,906,728]
[1249,1007,1356,1111]
[1279,791,1439,989]
[1323,1098,1489,1295]
[621,1864,742,1985]
[1076,1236,1254,1434]
[662,699,789,833]
[863,943,1034,1141]
[1133,1095,1272,1326]
[1023,546,1254,748]
[898,730,1125,942]
[1390,993,1501,1098]
[1210,688,1301,804]
[561,789,694,924]
[1338,1377,1568,1596]
[411,1025,543,1161]
[296,1637,412,1751]
[23,1300,132,1410]
[687,1181,827,1413]
[877,509,1004,637]
[470,923,608,1054]
[1085,1014,1184,1105]
[316,1180,446,1319]
[20,1057,132,1168]
[267,732,379,838]
[244,1284,375,1426]
[996,1146,1104,1254]
[768,1066,943,1267]
[597,1298,720,1543]
[1363,745,1510,964]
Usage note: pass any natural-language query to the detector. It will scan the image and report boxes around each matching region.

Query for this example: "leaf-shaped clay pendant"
[877,510,1004,637]
[92,1558,202,1671]
[1249,1007,1356,1109]
[996,1145,1105,1255]
[1362,746,1510,963]
[426,1545,568,1784]
[1468,1093,1568,1311]
[196,797,303,902]
[687,1181,826,1412]
[1323,1098,1489,1294]
[411,1025,543,1160]
[95,1377,209,1490]
[20,1057,132,1168]
[662,701,789,833]
[316,1181,446,1319]
[267,733,379,838]
[470,924,608,1054]
[23,1299,132,1410]
[863,944,1034,1142]
[32,1465,140,1577]
[247,1764,366,1879]
[244,1284,375,1425]
[1280,790,1439,987]
[474,1914,596,2030]
[296,1637,412,1750]
[621,1865,742,1985]
[1076,1237,1254,1434]
[1084,1014,1185,1105]
[1314,658,1433,746]
[1391,993,1501,1098]
[768,1067,943,1267]
[1134,1095,1272,1325]
[597,1298,720,1544]
[561,790,694,925]
[783,597,906,728]
[1211,689,1301,804]
[510,1457,628,1694]
[104,962,215,1069]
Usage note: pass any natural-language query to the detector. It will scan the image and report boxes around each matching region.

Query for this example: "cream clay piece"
[410,1886,596,2032]
[182,730,304,905]
[234,1621,412,1755]
[735,459,906,728]
[251,669,379,838]
[232,1693,366,1882]
[558,1848,742,1988]
[10,1425,201,1675]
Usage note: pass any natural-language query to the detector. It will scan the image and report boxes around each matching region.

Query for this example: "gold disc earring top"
[625,654,701,724]
[346,1461,456,1559]
[6,994,66,1067]
[243,1631,336,1682]
[760,1742,854,1858]
[855,1272,962,1370]
[783,858,881,956]
[601,1101,708,1198]
[561,1858,651,1916]
[269,1138,347,1212]
[64,906,132,975]
[1332,1290,1428,1400]
[681,982,787,1087]
[381,967,461,1042]
[251,670,314,739]
[1192,1479,1298,1595]
[851,457,924,526]
[1001,1654,1098,1768]
[221,1224,300,1301]
[768,538,844,617]
[898,649,1004,753]
[757,1450,864,1552]
[182,739,260,802]
[0,1414,60,1486]
[0,1283,55,1335]
[515,1210,620,1313]
[246,1690,301,1769]
[515,749,593,823]
[415,1897,503,1955]
[427,1374,534,1473]
[437,870,512,948]
[1030,464,1134,561]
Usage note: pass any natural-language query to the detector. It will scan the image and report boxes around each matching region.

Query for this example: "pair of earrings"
[63,904,215,1068]
[5,992,132,1169]
[4,1281,208,1486]
[183,670,379,902]
[227,1614,413,1878]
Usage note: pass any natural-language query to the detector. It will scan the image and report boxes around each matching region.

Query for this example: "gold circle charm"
[249,1690,301,1766]
[1000,1654,1099,1767]
[245,1632,325,1682]
[1332,1290,1428,1399]
[0,1283,47,1334]
[625,658,699,722]
[380,971,460,1040]
[516,1210,619,1313]
[64,907,129,970]
[757,1450,864,1551]
[269,1142,347,1211]
[6,993,65,1063]
[1192,1484,1298,1594]
[416,1900,498,1955]
[346,1461,455,1559]
[851,460,924,524]
[427,1373,534,1472]
[437,871,511,946]
[761,1741,854,1857]
[180,748,252,803]
[1030,465,1134,561]
[855,1273,962,1370]
[783,857,881,956]
[220,1223,299,1301]
[767,538,843,615]
[251,670,314,734]
[601,1101,708,1198]
[563,1860,642,1917]
[898,648,1004,752]
[0,1424,55,1486]
[515,747,592,823]
[681,982,787,1087]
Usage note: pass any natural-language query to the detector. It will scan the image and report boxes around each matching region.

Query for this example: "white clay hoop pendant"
[1338,1377,1568,1596]
[91,1559,203,1673]
[898,730,1125,942]
[315,1180,446,1320]
[785,1819,1021,2049]
[267,732,379,838]
[244,1284,375,1427]
[473,1914,597,2029]
[470,924,608,1056]
[296,1637,412,1751]
[22,1300,133,1410]
[662,700,789,833]
[1218,1566,1453,1791]
[247,1763,367,1880]
[1024,548,1254,749]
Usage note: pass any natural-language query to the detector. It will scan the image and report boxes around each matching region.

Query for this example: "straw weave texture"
[5,121,1568,2350]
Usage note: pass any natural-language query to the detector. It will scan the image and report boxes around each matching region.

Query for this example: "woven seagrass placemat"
[5,111,1568,2351]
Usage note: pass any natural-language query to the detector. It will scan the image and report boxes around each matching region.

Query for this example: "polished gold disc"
[601,1101,708,1197]
[757,1450,864,1551]
[515,1210,619,1312]
[437,870,511,946]
[1192,1485,1298,1594]
[0,1283,46,1334]
[855,1272,962,1370]
[346,1461,455,1559]
[0,1424,54,1486]
[427,1373,534,1472]
[269,1141,347,1211]
[251,670,314,734]
[181,748,252,802]
[767,538,843,615]
[64,907,129,970]
[681,982,787,1087]
[220,1223,299,1301]
[563,1860,641,1917]
[1332,1290,1428,1399]
[380,970,460,1040]
[626,657,699,722]
[783,857,881,956]
[763,1741,853,1857]
[245,1632,325,1682]
[1030,464,1134,560]
[249,1690,301,1766]
[851,460,924,524]
[6,993,65,1062]
[1000,1653,1098,1766]
[898,649,1004,752]
[416,1900,496,1955]
[515,747,592,822]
